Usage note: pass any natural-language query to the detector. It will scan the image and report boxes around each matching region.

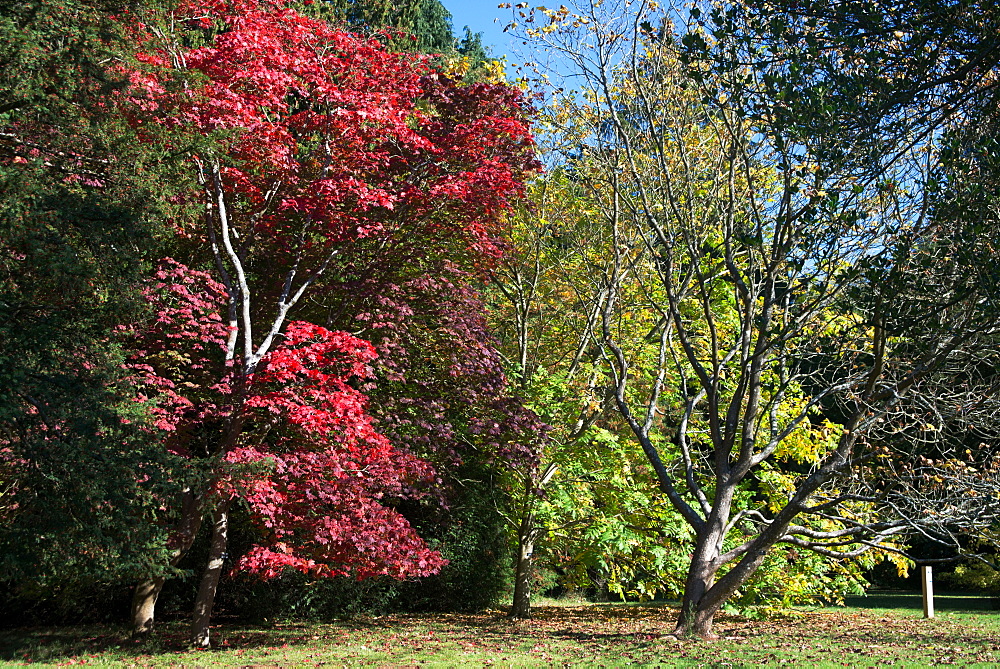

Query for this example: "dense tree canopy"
[2,0,538,640]
[308,0,488,63]
[506,0,1000,638]
[3,0,1000,646]
[118,0,538,645]
[0,0,195,600]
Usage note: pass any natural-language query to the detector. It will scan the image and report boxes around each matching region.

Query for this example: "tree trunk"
[190,501,230,648]
[589,567,611,602]
[131,489,204,634]
[673,524,780,638]
[509,534,535,619]
[672,497,733,639]
[131,577,165,634]
[673,552,722,638]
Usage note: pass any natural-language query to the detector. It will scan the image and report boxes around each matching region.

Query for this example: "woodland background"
[2,0,999,645]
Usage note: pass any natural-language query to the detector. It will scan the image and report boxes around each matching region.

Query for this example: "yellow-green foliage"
[944,561,1000,593]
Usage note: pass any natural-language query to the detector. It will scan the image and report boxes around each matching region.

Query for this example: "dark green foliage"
[0,0,140,117]
[307,0,455,53]
[0,0,197,601]
[457,27,489,67]
[699,0,1000,176]
[408,0,454,53]
[217,459,513,620]
[394,459,513,612]
[304,0,491,66]
[0,163,186,597]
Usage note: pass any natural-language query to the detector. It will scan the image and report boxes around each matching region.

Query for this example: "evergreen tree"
[309,0,489,62]
[0,0,189,601]
[457,26,489,66]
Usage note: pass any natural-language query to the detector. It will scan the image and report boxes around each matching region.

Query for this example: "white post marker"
[922,565,935,619]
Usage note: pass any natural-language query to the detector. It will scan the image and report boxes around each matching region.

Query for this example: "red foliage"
[122,258,232,443]
[234,322,445,579]
[347,262,546,470]
[119,0,539,613]
[128,262,444,580]
[128,1,538,258]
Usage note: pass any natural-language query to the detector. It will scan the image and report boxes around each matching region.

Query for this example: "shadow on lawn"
[0,625,188,663]
[845,591,1000,611]
[0,620,368,663]
[0,608,682,663]
[3,599,999,664]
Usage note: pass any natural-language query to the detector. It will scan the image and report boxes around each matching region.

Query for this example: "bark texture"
[510,535,535,619]
[191,502,231,648]
[130,490,204,634]
[130,577,166,634]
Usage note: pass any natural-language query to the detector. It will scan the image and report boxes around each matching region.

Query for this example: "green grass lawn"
[1,596,998,667]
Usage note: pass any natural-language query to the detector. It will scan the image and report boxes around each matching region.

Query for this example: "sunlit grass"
[2,596,999,666]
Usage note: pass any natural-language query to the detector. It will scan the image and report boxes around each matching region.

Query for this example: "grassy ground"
[2,596,999,667]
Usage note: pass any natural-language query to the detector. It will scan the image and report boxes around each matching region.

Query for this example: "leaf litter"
[2,602,999,666]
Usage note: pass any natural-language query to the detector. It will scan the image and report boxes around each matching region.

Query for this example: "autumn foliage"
[128,0,536,256]
[114,0,539,642]
[125,261,446,582]
[236,321,445,581]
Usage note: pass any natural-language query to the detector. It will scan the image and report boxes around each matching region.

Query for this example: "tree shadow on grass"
[0,624,189,663]
[0,619,387,663]
[3,601,999,664]
[845,591,1000,611]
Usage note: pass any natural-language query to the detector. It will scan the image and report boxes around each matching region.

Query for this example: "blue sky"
[441,0,516,58]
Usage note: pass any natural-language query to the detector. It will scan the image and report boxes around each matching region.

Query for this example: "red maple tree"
[126,263,445,594]
[122,0,538,646]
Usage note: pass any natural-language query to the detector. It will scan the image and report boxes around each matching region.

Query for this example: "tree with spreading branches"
[122,0,538,645]
[507,0,1000,638]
